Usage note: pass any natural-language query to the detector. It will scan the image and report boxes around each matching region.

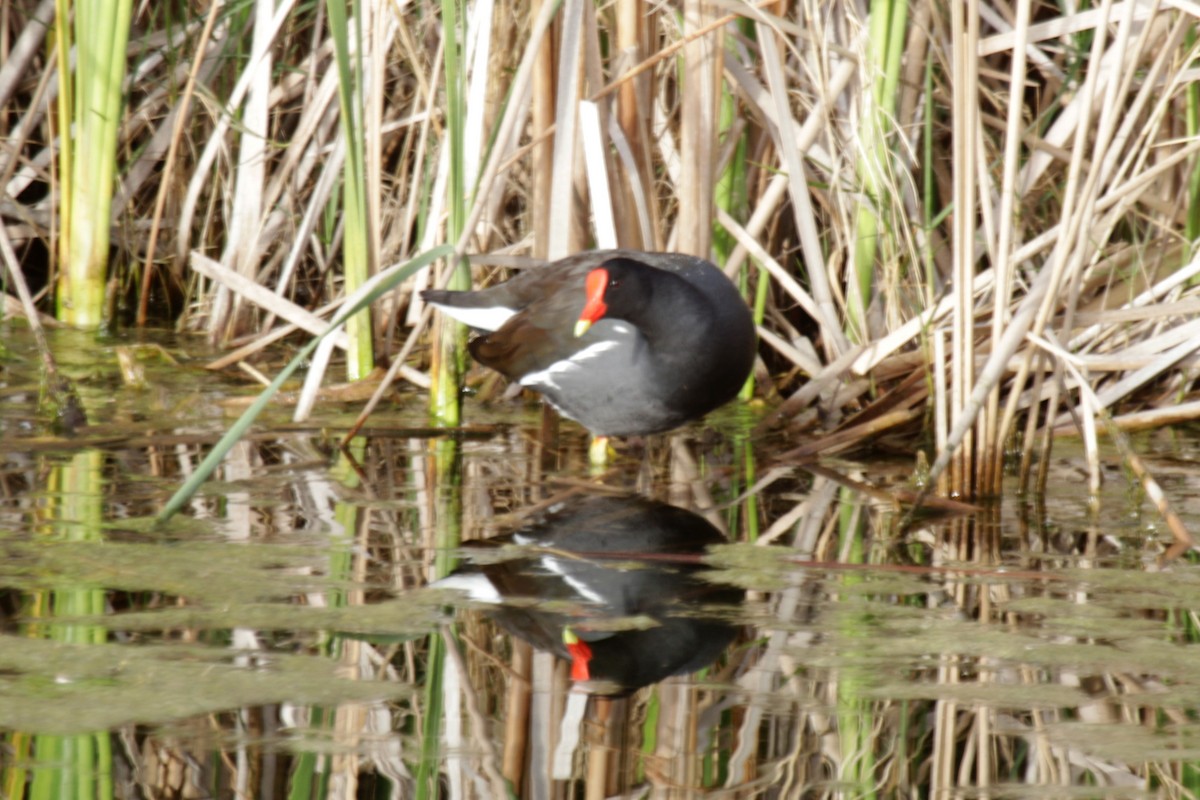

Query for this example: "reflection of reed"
[6,346,1200,798]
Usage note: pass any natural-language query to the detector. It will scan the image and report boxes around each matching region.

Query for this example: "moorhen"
[430,494,743,695]
[421,250,756,437]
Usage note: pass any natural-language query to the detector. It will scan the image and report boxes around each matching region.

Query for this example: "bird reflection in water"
[432,493,744,696]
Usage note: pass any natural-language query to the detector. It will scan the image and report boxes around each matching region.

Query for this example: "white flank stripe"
[429,573,502,603]
[520,340,620,390]
[427,302,516,331]
[539,556,607,604]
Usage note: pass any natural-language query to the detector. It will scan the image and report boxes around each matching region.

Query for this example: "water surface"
[2,325,1198,799]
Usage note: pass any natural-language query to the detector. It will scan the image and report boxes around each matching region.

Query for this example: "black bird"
[421,250,756,438]
[431,494,743,695]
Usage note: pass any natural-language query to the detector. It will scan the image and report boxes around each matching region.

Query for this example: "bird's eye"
[609,278,621,289]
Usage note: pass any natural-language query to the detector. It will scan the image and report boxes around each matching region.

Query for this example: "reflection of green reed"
[836,488,878,799]
[329,438,367,610]
[19,451,113,799]
[416,633,446,800]
[417,437,462,798]
[1175,605,1200,794]
[700,410,760,546]
[285,439,366,799]
[432,438,462,580]
[736,423,759,543]
[286,713,329,800]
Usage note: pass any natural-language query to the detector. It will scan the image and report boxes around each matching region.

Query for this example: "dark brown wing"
[456,249,711,380]
[468,292,586,379]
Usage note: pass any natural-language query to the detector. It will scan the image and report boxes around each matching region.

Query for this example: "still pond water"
[3,327,1200,799]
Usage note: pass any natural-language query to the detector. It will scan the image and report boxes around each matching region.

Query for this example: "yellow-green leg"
[588,435,613,468]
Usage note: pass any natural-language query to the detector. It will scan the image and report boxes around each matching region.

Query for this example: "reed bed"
[8,4,1200,795]
[4,2,1200,488]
